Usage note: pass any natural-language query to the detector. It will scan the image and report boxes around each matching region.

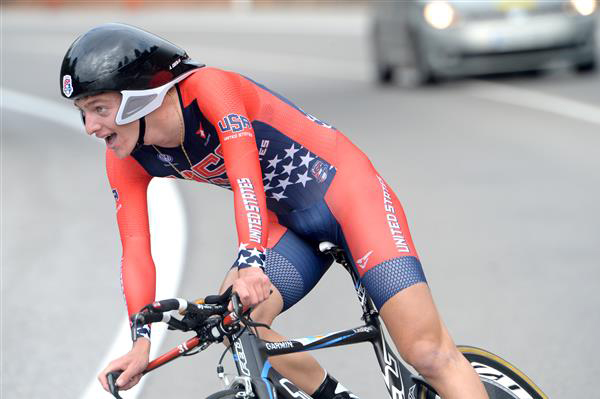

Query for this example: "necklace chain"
[152,90,194,180]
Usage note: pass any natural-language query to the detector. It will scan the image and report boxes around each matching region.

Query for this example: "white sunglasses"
[115,69,198,125]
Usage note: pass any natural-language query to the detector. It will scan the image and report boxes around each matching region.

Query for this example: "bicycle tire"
[417,346,548,399]
[205,389,239,399]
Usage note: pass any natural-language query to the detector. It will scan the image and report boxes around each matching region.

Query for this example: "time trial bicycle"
[107,242,548,399]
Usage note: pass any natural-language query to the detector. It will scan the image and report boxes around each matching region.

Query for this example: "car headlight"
[570,0,597,15]
[423,1,456,30]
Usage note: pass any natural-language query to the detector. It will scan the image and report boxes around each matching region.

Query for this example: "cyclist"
[61,23,488,399]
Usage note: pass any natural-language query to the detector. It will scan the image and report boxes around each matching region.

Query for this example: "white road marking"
[465,80,600,126]
[1,87,187,399]
[1,88,82,130]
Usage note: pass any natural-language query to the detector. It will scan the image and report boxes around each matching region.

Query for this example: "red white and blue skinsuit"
[107,67,426,337]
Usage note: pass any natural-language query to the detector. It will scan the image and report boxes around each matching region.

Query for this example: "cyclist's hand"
[230,267,271,310]
[98,338,150,392]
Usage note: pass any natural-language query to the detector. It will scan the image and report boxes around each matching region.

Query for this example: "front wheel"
[418,346,547,399]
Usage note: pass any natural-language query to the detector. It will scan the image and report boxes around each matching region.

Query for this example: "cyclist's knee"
[404,338,462,379]
[378,284,461,379]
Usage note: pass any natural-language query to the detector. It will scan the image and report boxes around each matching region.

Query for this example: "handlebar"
[107,244,345,398]
[130,286,234,341]
[108,287,244,398]
[107,371,123,399]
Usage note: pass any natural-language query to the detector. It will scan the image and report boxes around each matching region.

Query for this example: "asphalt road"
[2,7,600,399]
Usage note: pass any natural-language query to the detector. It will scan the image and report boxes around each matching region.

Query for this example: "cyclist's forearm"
[132,336,151,353]
[121,238,156,317]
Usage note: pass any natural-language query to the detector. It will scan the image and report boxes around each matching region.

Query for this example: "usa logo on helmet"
[62,75,73,97]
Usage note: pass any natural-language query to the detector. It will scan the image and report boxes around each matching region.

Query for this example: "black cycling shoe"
[313,373,360,399]
[332,392,360,399]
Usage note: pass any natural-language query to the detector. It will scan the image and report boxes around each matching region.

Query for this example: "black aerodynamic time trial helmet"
[60,23,204,125]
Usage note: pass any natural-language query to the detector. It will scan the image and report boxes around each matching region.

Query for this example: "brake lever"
[107,371,123,399]
[204,285,233,305]
[231,292,244,320]
[229,294,269,331]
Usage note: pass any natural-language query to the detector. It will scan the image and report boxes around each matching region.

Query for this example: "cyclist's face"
[75,92,139,159]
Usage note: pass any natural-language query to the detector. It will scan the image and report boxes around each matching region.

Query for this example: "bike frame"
[225,253,431,399]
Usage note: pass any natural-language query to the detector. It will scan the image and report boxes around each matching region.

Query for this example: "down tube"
[263,363,314,399]
[236,332,277,399]
[371,324,419,399]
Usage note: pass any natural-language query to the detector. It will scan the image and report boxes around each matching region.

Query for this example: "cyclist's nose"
[84,114,101,136]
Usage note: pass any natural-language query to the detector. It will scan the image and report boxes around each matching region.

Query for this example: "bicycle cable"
[216,324,248,378]
[182,346,203,357]
[215,313,268,367]
[239,313,271,332]
[214,303,271,379]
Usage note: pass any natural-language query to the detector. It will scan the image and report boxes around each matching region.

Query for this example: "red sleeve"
[106,149,156,331]
[189,69,268,269]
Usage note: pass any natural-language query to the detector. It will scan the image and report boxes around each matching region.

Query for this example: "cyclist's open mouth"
[106,133,117,147]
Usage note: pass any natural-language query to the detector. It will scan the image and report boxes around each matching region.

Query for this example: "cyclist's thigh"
[222,211,332,317]
[264,213,332,313]
[325,138,426,310]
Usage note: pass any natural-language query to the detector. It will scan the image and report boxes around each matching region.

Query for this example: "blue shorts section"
[264,230,332,312]
[275,199,341,244]
[360,256,427,310]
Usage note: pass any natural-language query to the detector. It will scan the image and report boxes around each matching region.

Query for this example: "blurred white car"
[372,0,598,84]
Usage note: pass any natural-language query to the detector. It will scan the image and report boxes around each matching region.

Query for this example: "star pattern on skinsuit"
[277,176,292,191]
[261,143,328,202]
[298,152,315,169]
[236,244,266,269]
[295,170,313,187]
[284,143,300,159]
[263,181,274,191]
[271,191,288,202]
[237,253,249,265]
[264,170,277,181]
[248,248,263,258]
[267,154,282,170]
[248,259,263,268]
[282,161,295,176]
